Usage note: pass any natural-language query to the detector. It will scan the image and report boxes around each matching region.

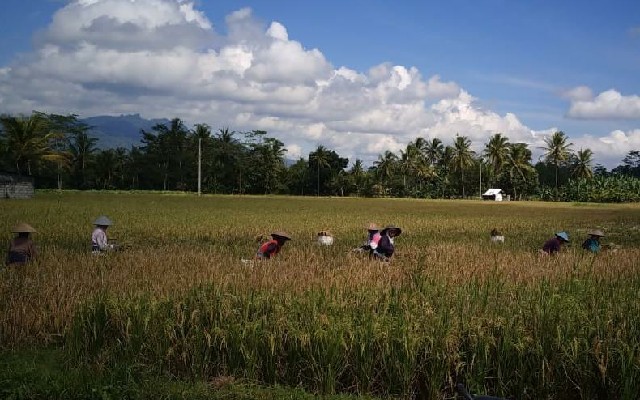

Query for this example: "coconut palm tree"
[572,148,594,180]
[309,145,331,196]
[484,133,510,183]
[424,138,444,166]
[505,143,534,200]
[0,112,65,175]
[374,150,398,189]
[451,135,475,197]
[541,131,573,199]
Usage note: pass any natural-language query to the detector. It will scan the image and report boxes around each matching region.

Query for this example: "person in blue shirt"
[581,229,604,253]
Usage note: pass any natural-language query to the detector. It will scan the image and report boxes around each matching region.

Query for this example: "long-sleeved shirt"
[373,234,395,259]
[91,227,110,252]
[582,238,600,253]
[542,237,562,254]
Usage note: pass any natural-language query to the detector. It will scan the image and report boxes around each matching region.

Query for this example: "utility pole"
[479,158,482,199]
[198,138,202,196]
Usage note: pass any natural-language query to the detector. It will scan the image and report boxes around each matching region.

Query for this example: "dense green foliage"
[1,112,639,201]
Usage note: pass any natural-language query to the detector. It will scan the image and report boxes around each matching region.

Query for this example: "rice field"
[2,192,640,399]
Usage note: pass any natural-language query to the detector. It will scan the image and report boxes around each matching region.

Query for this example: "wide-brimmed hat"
[381,225,402,236]
[555,231,570,242]
[588,229,605,237]
[12,222,36,233]
[366,223,380,231]
[93,216,113,226]
[271,231,292,241]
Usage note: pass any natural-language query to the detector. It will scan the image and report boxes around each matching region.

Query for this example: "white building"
[482,189,504,201]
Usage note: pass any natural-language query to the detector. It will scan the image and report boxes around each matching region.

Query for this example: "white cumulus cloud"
[0,0,637,168]
[567,89,640,119]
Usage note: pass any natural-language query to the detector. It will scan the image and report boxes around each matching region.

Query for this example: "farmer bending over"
[256,231,292,259]
[5,222,38,266]
[541,231,569,255]
[582,229,604,253]
[373,225,402,261]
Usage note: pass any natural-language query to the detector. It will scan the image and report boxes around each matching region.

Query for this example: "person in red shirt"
[256,231,292,259]
[541,231,569,255]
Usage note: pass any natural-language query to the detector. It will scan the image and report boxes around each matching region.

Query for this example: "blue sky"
[1,0,639,167]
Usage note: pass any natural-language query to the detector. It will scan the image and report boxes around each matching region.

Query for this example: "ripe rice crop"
[2,192,640,399]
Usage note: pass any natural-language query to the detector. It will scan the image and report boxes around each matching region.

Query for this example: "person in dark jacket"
[373,225,402,261]
[6,222,38,266]
[256,231,292,259]
[582,229,604,253]
[541,231,569,255]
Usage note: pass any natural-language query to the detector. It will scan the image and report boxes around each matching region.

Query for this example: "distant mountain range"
[82,114,169,149]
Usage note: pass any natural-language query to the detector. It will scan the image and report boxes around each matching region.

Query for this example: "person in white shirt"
[92,216,114,253]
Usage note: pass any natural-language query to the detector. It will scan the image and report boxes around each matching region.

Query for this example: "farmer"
[581,229,604,253]
[92,215,116,253]
[256,231,292,259]
[5,222,38,266]
[372,225,402,261]
[490,228,505,243]
[355,223,381,253]
[541,231,569,255]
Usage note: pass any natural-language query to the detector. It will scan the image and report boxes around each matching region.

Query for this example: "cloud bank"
[0,0,637,167]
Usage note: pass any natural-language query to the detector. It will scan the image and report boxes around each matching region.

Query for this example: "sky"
[1,0,639,167]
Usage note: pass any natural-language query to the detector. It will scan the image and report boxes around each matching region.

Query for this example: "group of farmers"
[4,216,609,267]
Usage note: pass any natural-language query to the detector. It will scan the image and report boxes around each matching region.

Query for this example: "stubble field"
[1,192,640,399]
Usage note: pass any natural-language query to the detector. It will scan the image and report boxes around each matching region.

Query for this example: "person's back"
[5,223,37,266]
[542,231,569,255]
[255,231,291,259]
[256,239,280,259]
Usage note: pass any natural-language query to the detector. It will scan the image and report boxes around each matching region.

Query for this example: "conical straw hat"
[588,229,604,237]
[93,216,113,226]
[271,231,292,241]
[11,222,36,233]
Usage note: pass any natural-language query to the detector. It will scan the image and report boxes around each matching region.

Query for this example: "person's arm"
[96,230,109,250]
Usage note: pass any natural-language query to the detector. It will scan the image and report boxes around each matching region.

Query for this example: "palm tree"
[451,135,475,197]
[309,145,331,196]
[572,148,594,180]
[424,138,444,166]
[399,141,422,193]
[0,113,65,175]
[68,131,99,188]
[374,150,398,189]
[541,131,573,199]
[484,133,510,183]
[349,159,366,196]
[505,143,534,200]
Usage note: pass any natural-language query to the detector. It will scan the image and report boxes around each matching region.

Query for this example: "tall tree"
[572,148,594,180]
[451,135,475,197]
[505,143,536,200]
[0,112,65,175]
[484,133,510,183]
[373,150,398,189]
[424,138,444,166]
[68,130,99,188]
[541,131,573,199]
[308,145,349,195]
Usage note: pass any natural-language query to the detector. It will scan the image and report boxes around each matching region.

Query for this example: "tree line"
[1,111,639,201]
